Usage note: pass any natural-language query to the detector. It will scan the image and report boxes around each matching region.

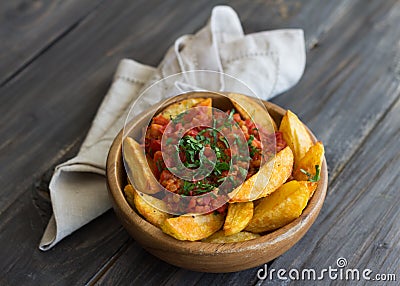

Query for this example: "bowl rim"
[106,92,328,255]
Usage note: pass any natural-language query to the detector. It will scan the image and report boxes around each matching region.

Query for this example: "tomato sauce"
[144,107,286,213]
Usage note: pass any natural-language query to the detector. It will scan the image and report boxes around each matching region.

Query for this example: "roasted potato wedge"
[123,184,135,207]
[196,97,212,107]
[279,110,313,167]
[160,97,206,120]
[123,137,160,194]
[124,184,172,228]
[293,141,325,182]
[228,92,277,131]
[202,230,260,243]
[303,181,318,199]
[230,146,294,202]
[223,202,254,235]
[161,213,224,241]
[245,180,314,233]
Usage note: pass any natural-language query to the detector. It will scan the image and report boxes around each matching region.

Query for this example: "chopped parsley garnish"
[300,165,321,182]
[247,135,259,157]
[165,137,173,145]
[151,108,268,198]
[247,134,255,145]
[213,161,230,175]
[155,160,163,173]
[171,111,188,124]
[182,180,216,195]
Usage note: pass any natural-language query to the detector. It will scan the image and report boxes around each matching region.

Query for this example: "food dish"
[122,93,324,241]
[106,91,328,272]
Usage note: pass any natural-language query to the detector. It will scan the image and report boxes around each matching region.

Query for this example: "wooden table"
[1,1,399,285]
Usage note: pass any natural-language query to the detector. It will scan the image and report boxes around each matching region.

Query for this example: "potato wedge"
[160,97,206,120]
[229,146,294,202]
[123,137,159,194]
[279,110,313,167]
[202,230,260,243]
[228,92,277,131]
[245,180,313,233]
[303,181,318,199]
[161,213,224,241]
[293,141,325,182]
[124,184,172,228]
[123,184,135,207]
[196,97,212,107]
[223,202,254,235]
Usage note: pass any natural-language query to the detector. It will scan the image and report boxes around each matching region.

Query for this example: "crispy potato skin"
[245,180,314,233]
[123,137,159,194]
[160,98,206,119]
[196,98,212,107]
[124,184,135,207]
[293,141,325,181]
[202,230,260,243]
[229,146,294,202]
[279,110,313,167]
[303,181,318,199]
[228,93,277,131]
[124,185,172,228]
[161,213,224,241]
[223,202,254,235]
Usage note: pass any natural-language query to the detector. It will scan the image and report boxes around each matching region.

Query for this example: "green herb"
[179,135,204,165]
[213,161,230,175]
[170,116,241,195]
[300,165,321,182]
[165,137,173,145]
[155,160,163,173]
[247,135,255,145]
[183,180,195,194]
[182,180,216,195]
[219,136,229,148]
[228,109,235,120]
[238,166,248,178]
[247,135,259,157]
[184,162,199,168]
[172,111,188,124]
[217,109,235,131]
[197,129,208,136]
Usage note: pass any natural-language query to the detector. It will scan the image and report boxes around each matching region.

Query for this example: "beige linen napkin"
[40,5,305,250]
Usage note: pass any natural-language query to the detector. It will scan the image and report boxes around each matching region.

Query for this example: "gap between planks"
[85,238,132,286]
[323,92,400,192]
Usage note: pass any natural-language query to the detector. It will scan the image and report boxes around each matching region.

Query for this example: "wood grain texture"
[0,0,103,86]
[0,0,399,285]
[0,144,131,285]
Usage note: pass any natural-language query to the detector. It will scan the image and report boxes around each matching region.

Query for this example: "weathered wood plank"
[0,196,130,285]
[0,0,399,285]
[0,147,130,285]
[0,0,103,86]
[93,242,178,285]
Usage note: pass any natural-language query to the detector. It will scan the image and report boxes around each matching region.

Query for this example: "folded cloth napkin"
[39,5,305,250]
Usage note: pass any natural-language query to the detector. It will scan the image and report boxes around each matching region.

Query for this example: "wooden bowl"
[106,92,328,273]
